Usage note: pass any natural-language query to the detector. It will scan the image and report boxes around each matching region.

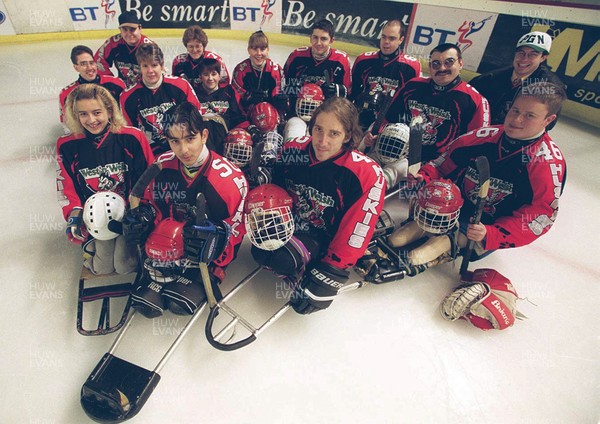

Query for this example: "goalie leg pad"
[388,220,427,248]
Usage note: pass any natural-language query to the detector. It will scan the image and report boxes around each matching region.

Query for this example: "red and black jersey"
[171,51,230,96]
[385,76,490,163]
[120,76,201,155]
[419,126,566,250]
[350,50,421,100]
[231,58,284,112]
[56,126,154,220]
[94,34,153,87]
[142,150,248,268]
[284,47,351,110]
[59,74,126,125]
[196,84,247,129]
[469,63,564,129]
[274,136,386,269]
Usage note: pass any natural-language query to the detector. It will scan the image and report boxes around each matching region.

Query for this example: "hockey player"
[351,18,421,130]
[470,31,564,129]
[195,58,251,155]
[56,84,154,275]
[122,101,247,317]
[59,45,125,134]
[231,30,287,115]
[250,96,386,314]
[171,25,230,96]
[283,19,351,117]
[411,81,567,261]
[94,11,154,88]
[120,43,201,156]
[366,43,489,163]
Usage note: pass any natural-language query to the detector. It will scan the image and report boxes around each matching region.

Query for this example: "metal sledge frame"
[205,265,365,351]
[77,269,138,336]
[80,301,208,423]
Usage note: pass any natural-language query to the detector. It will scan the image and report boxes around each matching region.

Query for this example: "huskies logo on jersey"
[79,162,128,195]
[463,166,511,216]
[289,183,334,230]
[407,101,451,145]
[140,101,176,139]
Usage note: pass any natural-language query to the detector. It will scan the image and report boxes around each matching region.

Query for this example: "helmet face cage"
[245,206,294,251]
[224,141,253,167]
[261,131,283,163]
[375,123,410,164]
[143,257,182,284]
[83,191,126,240]
[296,83,324,122]
[413,180,463,234]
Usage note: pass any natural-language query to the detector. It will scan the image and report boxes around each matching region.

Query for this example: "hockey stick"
[129,162,163,209]
[407,116,424,178]
[370,91,394,137]
[459,156,490,276]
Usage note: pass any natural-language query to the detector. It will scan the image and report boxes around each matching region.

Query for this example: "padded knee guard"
[251,236,312,276]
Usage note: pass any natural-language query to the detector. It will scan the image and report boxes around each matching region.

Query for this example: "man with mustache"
[380,43,489,163]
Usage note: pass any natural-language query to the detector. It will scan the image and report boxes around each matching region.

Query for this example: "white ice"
[0,37,598,424]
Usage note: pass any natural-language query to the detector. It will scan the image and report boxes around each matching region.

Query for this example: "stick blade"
[407,117,424,176]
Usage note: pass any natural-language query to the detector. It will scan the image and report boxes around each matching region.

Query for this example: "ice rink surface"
[0,36,598,424]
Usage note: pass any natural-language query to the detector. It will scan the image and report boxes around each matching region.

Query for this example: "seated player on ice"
[120,43,201,155]
[231,30,287,116]
[357,81,567,283]
[172,25,230,96]
[121,102,247,318]
[194,58,248,154]
[59,45,125,134]
[249,97,386,315]
[56,84,154,275]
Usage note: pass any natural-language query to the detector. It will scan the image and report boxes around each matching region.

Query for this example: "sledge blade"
[81,353,161,423]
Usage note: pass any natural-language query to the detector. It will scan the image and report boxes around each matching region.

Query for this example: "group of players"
[56,11,567,329]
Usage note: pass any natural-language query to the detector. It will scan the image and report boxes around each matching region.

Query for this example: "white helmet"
[375,123,410,164]
[83,191,126,240]
[244,184,294,251]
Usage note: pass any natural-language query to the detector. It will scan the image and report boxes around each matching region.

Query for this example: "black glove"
[183,220,231,264]
[246,124,263,143]
[321,83,348,99]
[122,203,156,245]
[290,262,349,315]
[244,89,268,106]
[272,93,289,115]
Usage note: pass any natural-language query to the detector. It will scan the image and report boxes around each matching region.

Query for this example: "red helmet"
[244,184,294,251]
[414,179,463,234]
[249,102,280,132]
[224,128,253,167]
[145,218,185,261]
[296,83,324,122]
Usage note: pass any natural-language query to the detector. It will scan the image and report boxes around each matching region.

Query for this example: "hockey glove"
[66,209,88,245]
[244,89,269,106]
[122,203,156,245]
[246,124,263,143]
[291,262,349,315]
[321,83,348,99]
[272,93,290,115]
[440,268,519,330]
[183,220,231,264]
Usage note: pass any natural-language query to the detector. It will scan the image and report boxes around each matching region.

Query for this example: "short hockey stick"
[459,156,490,276]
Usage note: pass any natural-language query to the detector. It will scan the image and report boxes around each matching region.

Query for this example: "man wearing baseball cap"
[94,11,154,87]
[470,31,564,129]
